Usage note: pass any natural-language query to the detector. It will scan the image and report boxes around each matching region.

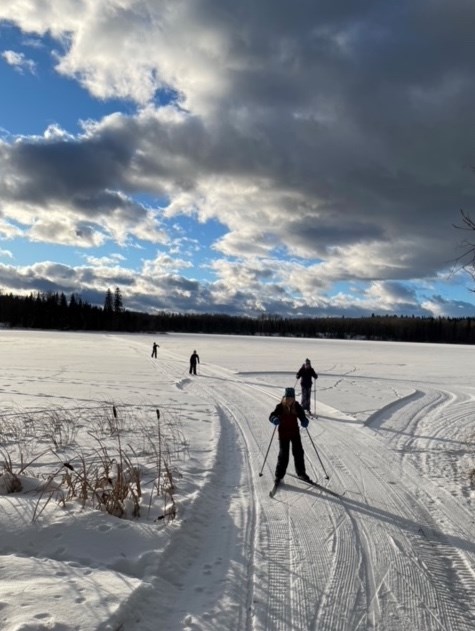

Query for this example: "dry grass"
[0,404,185,523]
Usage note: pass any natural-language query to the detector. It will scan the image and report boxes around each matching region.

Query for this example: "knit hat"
[284,387,295,398]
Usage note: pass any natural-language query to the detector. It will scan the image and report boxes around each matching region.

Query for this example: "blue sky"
[1,2,475,318]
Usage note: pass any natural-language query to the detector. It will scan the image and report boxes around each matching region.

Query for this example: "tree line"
[0,288,473,344]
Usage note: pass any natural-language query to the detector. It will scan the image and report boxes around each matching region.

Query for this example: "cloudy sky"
[1,1,475,319]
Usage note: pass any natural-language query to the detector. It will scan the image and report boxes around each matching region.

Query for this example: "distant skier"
[296,358,318,413]
[189,350,200,375]
[269,387,311,484]
[151,342,159,358]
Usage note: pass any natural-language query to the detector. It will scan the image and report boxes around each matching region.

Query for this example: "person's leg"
[302,386,310,411]
[292,433,308,478]
[275,437,290,480]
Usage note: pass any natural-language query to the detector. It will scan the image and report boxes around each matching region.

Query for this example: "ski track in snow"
[213,360,475,631]
[68,338,474,631]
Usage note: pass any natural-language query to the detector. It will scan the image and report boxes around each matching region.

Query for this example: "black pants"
[301,385,311,411]
[275,432,306,480]
[190,363,197,374]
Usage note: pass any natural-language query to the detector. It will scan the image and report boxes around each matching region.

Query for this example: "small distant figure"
[189,350,200,375]
[151,342,159,358]
[296,358,318,413]
[269,387,311,484]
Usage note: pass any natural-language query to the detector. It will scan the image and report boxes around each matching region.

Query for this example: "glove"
[301,417,309,429]
[270,416,280,426]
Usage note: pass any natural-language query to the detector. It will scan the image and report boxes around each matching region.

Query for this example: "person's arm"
[269,404,281,425]
[295,402,309,426]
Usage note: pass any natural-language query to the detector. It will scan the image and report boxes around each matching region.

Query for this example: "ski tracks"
[207,367,474,631]
[142,344,474,631]
[318,421,475,631]
[199,374,362,631]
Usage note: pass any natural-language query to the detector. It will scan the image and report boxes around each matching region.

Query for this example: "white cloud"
[1,49,36,74]
[84,253,125,266]
[142,252,193,276]
[421,295,475,318]
[0,219,24,240]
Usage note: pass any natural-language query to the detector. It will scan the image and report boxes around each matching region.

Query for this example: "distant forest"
[0,288,474,344]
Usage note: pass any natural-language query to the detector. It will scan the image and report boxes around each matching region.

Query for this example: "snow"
[0,329,474,631]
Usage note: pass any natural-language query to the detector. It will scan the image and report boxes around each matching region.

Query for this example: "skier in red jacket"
[269,387,311,484]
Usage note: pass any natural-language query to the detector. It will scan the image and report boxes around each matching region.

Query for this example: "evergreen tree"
[113,287,123,313]
[104,288,113,313]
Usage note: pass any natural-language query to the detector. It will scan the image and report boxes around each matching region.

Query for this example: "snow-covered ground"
[0,330,474,631]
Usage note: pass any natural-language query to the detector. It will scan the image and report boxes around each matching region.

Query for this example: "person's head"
[305,358,311,366]
[283,386,295,408]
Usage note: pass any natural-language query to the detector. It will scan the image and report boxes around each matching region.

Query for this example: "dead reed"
[0,404,185,523]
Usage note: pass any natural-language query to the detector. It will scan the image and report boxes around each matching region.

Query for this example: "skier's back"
[189,350,200,375]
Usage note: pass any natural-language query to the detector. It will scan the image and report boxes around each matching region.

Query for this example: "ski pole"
[313,379,316,415]
[306,428,330,480]
[259,425,277,477]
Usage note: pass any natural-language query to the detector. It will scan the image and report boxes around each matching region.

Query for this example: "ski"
[269,480,281,498]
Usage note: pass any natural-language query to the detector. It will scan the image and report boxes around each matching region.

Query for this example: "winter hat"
[305,358,311,364]
[284,387,295,398]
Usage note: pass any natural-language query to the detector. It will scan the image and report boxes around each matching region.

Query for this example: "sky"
[1,1,475,319]
[0,331,474,630]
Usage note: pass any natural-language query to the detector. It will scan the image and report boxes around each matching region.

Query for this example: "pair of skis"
[269,476,341,499]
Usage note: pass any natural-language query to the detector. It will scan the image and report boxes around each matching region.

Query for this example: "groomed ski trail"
[117,337,475,631]
[196,353,474,631]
